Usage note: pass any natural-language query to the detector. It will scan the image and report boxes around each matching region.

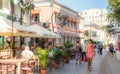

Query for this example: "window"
[32,14,40,22]
[96,12,99,14]
[92,31,97,37]
[85,12,87,15]
[85,30,89,36]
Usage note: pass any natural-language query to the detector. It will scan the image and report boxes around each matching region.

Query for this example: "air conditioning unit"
[43,22,49,28]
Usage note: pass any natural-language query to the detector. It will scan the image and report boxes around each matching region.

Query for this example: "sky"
[57,0,108,12]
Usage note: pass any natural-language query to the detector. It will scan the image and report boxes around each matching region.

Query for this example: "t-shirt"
[21,49,34,60]
[54,48,58,53]
[82,43,86,52]
[76,45,82,53]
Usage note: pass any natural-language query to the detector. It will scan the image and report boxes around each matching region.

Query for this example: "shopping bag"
[84,57,88,62]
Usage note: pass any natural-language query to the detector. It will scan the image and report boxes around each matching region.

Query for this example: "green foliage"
[107,0,120,23]
[64,40,73,50]
[6,40,17,49]
[53,50,63,64]
[19,0,34,13]
[21,4,34,13]
[0,44,2,48]
[102,25,116,36]
[36,47,49,70]
[37,38,52,49]
[64,40,73,58]
[64,49,71,58]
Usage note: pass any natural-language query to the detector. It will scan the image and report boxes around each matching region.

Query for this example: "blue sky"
[57,0,108,11]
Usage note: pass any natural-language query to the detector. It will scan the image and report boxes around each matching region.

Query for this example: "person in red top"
[86,39,95,71]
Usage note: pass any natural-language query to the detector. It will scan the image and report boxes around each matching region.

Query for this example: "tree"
[102,25,115,36]
[107,0,120,24]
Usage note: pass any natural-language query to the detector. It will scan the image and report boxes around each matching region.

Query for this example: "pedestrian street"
[34,51,107,74]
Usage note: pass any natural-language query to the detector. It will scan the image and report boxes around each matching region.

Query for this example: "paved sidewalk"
[107,55,120,74]
[47,51,107,74]
[34,51,111,74]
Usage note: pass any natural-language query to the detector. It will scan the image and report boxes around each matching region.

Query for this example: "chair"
[2,55,10,59]
[22,59,36,74]
[0,62,16,74]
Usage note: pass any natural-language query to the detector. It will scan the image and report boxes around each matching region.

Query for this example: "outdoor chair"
[22,59,36,74]
[0,62,16,74]
[2,55,10,59]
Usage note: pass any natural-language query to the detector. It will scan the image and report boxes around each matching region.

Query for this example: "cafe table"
[0,58,27,74]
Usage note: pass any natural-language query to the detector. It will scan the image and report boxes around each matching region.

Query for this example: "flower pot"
[65,57,70,64]
[54,64,60,69]
[41,69,47,74]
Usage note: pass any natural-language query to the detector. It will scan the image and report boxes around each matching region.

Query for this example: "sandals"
[88,66,92,71]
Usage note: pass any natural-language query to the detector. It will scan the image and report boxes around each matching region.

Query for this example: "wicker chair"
[0,62,16,74]
[22,59,36,74]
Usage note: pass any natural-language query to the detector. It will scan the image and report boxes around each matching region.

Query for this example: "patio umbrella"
[26,24,61,38]
[0,17,35,36]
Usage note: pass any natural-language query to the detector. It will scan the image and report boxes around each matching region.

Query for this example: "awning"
[32,10,40,14]
[26,24,61,38]
[0,17,35,36]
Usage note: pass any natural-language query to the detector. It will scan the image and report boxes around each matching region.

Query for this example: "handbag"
[84,57,88,62]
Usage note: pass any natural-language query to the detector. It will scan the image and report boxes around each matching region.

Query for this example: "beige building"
[79,8,108,42]
[0,0,82,45]
[80,8,108,26]
[33,0,81,44]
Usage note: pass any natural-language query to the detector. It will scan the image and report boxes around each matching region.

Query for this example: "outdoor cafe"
[0,17,61,74]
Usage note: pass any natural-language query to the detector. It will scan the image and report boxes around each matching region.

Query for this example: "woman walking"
[86,39,95,71]
[75,41,82,65]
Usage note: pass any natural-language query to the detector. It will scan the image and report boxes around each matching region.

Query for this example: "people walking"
[86,39,95,71]
[109,43,114,57]
[81,41,87,61]
[99,43,103,55]
[75,41,82,65]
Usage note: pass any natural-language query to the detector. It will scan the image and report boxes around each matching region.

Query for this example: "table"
[0,58,27,74]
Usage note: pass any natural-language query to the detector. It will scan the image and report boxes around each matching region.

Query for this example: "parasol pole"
[10,0,14,58]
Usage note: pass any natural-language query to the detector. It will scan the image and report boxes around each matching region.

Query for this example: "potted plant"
[6,39,18,57]
[64,40,73,64]
[53,49,62,69]
[36,47,49,74]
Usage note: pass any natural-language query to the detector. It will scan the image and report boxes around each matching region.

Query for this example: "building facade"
[33,0,81,44]
[79,8,108,43]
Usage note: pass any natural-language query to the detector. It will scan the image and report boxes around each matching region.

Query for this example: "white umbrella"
[0,17,35,36]
[26,24,61,38]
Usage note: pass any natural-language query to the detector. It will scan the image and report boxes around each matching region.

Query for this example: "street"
[34,50,120,74]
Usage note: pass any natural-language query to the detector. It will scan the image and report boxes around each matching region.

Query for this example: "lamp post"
[10,0,14,58]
